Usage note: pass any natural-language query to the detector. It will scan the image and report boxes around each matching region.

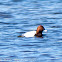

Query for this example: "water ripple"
[0,12,13,18]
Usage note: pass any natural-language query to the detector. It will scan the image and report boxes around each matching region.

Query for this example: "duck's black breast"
[35,33,42,37]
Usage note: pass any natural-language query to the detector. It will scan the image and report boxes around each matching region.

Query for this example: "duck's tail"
[18,35,24,37]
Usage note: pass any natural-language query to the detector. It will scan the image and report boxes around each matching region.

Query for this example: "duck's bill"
[44,30,47,32]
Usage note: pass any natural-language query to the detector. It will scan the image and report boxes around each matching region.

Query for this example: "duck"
[18,25,47,37]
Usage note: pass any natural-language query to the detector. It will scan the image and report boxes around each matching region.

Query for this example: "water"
[0,0,62,62]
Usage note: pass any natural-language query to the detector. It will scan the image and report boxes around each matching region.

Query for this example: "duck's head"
[35,25,45,37]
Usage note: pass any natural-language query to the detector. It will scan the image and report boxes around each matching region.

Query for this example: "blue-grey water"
[0,0,62,62]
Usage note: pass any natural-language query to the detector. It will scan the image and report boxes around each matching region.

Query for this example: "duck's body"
[21,25,47,37]
[22,31,36,37]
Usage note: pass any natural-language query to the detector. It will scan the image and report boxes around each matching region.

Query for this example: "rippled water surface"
[0,0,62,62]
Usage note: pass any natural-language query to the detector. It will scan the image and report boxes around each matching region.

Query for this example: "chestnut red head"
[35,25,45,37]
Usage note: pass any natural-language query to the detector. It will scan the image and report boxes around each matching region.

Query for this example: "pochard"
[20,25,47,37]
